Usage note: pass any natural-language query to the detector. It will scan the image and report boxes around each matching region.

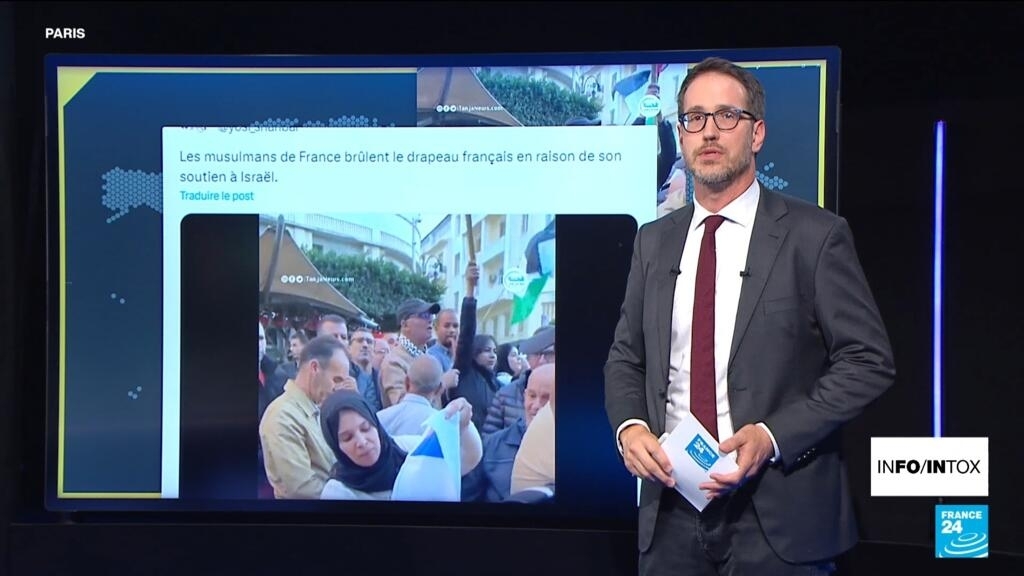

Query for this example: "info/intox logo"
[871,437,988,496]
[935,505,988,558]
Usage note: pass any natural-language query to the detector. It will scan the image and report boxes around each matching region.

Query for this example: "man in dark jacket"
[463,364,554,502]
[481,325,554,434]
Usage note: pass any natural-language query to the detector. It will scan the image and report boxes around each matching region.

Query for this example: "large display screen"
[45,48,838,523]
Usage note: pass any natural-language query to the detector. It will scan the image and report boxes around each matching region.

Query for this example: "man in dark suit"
[604,57,895,575]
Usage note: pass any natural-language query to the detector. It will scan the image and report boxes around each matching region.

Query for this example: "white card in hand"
[659,412,739,512]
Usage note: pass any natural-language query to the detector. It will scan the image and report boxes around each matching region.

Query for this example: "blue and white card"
[659,412,738,512]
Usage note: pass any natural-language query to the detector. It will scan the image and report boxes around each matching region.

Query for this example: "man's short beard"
[692,154,752,190]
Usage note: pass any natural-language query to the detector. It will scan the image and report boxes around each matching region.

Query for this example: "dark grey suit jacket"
[604,189,895,563]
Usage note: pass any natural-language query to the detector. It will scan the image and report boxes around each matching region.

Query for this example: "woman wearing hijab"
[319,390,483,500]
[494,342,524,386]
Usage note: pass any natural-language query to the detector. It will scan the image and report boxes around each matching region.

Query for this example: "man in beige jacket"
[379,297,444,409]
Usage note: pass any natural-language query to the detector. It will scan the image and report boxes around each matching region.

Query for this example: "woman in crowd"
[319,390,482,500]
[494,342,524,386]
[482,342,527,434]
[446,264,501,430]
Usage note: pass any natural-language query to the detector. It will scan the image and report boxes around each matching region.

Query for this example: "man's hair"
[433,308,457,328]
[289,329,309,344]
[677,57,766,122]
[318,314,346,332]
[350,326,373,338]
[406,355,443,396]
[299,334,346,369]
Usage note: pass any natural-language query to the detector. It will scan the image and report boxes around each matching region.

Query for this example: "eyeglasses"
[679,108,758,133]
[413,311,433,321]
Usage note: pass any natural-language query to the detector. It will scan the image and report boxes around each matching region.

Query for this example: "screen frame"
[42,46,840,527]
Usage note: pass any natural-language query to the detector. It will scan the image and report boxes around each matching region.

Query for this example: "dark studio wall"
[2,2,1023,575]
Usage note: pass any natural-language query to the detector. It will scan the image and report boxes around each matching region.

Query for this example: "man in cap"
[519,325,555,364]
[379,298,458,409]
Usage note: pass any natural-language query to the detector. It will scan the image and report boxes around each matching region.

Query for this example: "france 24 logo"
[685,435,718,472]
[935,505,988,558]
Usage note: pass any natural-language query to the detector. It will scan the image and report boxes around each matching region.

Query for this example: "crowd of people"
[256,263,556,502]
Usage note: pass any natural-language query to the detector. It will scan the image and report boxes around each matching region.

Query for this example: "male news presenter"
[604,57,895,575]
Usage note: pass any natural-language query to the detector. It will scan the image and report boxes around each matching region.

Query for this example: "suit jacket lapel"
[655,207,692,434]
[729,190,789,369]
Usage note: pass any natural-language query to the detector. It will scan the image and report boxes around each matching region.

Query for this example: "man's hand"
[700,424,774,499]
[332,375,358,393]
[465,262,479,291]
[441,368,460,390]
[443,397,473,430]
[620,424,674,488]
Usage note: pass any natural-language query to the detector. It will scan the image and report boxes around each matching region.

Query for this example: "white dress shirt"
[616,179,779,460]
[664,180,757,439]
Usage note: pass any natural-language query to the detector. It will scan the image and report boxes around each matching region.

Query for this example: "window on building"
[543,302,556,324]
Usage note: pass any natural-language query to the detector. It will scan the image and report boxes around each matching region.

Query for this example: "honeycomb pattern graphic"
[325,115,390,127]
[100,117,393,223]
[101,167,163,222]
[248,116,395,128]
[254,117,299,127]
[683,160,790,204]
[756,161,790,191]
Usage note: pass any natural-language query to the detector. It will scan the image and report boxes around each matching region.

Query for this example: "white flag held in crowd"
[391,410,461,501]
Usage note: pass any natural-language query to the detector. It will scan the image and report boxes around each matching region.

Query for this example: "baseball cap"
[519,326,555,355]
[396,298,441,322]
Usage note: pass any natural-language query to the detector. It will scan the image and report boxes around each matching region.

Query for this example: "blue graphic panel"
[61,71,416,493]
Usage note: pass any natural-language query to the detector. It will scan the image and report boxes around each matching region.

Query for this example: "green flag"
[511,275,549,325]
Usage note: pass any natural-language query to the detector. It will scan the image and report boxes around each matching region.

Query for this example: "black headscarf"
[320,390,407,493]
[494,342,518,376]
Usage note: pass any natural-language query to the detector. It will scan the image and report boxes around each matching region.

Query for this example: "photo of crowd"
[256,213,556,503]
[418,63,690,217]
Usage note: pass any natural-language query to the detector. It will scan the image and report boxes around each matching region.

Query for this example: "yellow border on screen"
[734,59,828,208]
[57,60,828,498]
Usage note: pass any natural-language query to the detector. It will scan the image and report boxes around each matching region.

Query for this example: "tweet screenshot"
[161,125,654,499]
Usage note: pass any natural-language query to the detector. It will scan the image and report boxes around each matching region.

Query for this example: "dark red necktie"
[691,215,725,440]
